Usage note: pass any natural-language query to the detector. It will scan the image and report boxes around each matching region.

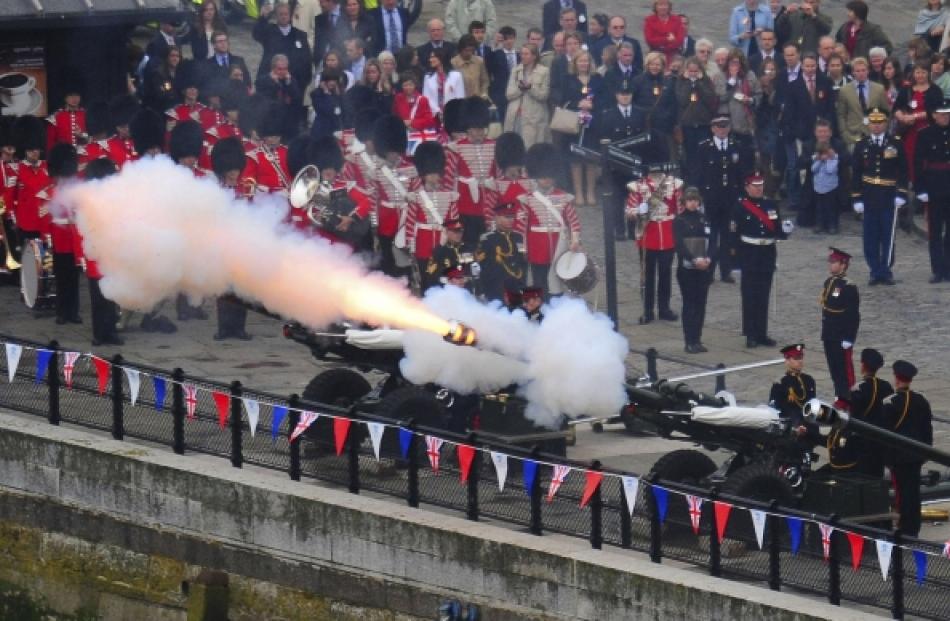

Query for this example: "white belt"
[530,226,562,233]
[459,176,480,202]
[379,201,402,209]
[51,218,70,225]
[740,235,775,246]
[416,223,441,231]
[649,216,675,222]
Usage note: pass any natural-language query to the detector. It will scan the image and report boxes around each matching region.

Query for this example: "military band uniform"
[696,133,753,280]
[730,193,786,345]
[882,372,932,537]
[673,205,714,350]
[851,125,908,284]
[819,271,860,401]
[913,118,950,282]
[476,228,526,303]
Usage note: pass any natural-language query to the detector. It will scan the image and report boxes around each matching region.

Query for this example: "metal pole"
[466,433,479,521]
[230,381,243,468]
[600,138,618,326]
[709,487,721,577]
[827,514,841,606]
[47,340,60,426]
[288,395,301,481]
[768,501,782,591]
[172,368,185,455]
[891,530,904,620]
[111,354,124,440]
[589,460,603,550]
[407,420,420,508]
[347,407,361,495]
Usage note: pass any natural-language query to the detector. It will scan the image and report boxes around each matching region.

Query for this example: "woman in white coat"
[504,43,551,148]
[422,47,466,122]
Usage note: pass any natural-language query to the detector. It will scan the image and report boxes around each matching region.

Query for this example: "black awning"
[0,0,187,30]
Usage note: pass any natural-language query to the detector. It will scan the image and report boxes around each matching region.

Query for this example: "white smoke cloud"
[401,287,629,428]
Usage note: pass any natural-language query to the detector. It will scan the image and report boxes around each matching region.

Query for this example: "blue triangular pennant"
[271,405,288,440]
[786,517,803,554]
[522,460,538,495]
[913,550,928,585]
[399,428,413,459]
[652,486,669,523]
[35,349,53,384]
[153,376,166,411]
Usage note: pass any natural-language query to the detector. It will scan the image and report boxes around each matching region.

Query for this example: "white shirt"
[716,138,729,151]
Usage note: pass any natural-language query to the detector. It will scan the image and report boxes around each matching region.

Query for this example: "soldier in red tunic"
[342,109,380,213]
[307,136,373,249]
[201,90,244,170]
[625,166,684,323]
[372,115,418,278]
[405,142,460,289]
[46,75,87,150]
[106,95,141,167]
[13,116,51,244]
[446,96,496,245]
[1,118,20,268]
[77,101,116,172]
[165,68,213,133]
[46,144,82,325]
[248,106,291,196]
[483,132,527,223]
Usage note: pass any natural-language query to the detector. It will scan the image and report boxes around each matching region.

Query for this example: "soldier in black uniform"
[731,173,791,348]
[851,108,908,286]
[598,79,647,240]
[673,187,714,353]
[520,286,544,322]
[819,247,860,407]
[913,98,950,283]
[696,114,753,282]
[426,218,475,290]
[476,203,526,303]
[882,360,933,536]
[828,348,894,477]
[768,343,817,430]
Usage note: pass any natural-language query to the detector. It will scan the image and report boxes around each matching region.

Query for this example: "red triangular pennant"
[847,531,866,571]
[91,357,110,395]
[457,444,476,483]
[212,391,230,428]
[580,470,604,508]
[714,501,732,543]
[334,417,351,456]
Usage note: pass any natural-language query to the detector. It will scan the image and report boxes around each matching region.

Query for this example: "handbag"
[550,106,580,135]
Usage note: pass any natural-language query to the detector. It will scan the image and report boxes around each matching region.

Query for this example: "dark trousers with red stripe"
[823,339,855,400]
[892,462,923,536]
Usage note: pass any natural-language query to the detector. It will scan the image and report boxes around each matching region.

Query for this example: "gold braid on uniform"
[894,389,912,429]
[496,233,524,279]
[786,374,807,406]
[818,276,845,313]
[861,378,878,419]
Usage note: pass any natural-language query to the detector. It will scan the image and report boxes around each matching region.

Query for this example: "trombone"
[0,198,21,271]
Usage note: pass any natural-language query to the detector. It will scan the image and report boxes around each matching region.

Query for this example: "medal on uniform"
[653,86,660,96]
[334,106,341,115]
[295,40,302,49]
[690,93,697,102]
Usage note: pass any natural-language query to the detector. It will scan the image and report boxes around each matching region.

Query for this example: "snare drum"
[555,251,598,295]
[20,238,56,309]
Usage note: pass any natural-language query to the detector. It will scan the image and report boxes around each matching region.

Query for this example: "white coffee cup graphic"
[0,72,38,110]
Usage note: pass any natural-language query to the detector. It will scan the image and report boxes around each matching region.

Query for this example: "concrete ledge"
[0,410,879,620]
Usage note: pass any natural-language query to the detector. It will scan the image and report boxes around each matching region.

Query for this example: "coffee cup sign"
[0,72,41,116]
[0,72,36,96]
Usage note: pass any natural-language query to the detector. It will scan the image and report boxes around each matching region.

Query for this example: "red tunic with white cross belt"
[404,177,460,260]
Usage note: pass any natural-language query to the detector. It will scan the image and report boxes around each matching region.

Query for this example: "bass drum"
[555,251,598,295]
[20,239,56,309]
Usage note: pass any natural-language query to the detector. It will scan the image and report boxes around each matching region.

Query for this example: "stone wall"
[0,411,876,620]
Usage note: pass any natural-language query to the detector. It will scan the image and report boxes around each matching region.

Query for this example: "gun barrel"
[839,412,950,468]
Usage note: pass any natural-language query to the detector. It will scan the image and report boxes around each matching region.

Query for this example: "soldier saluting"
[913,98,950,283]
[851,107,908,286]
[819,247,859,410]
[882,360,933,537]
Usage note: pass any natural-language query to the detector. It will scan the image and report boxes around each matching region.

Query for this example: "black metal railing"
[0,333,947,621]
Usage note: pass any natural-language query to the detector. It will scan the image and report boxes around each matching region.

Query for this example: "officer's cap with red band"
[493,203,517,217]
[781,343,805,359]
[828,246,852,263]
[521,287,543,301]
[744,173,765,186]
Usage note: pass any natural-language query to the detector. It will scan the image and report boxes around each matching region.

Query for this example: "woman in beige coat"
[504,43,550,148]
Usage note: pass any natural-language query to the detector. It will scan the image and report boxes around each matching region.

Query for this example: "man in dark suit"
[253,2,313,90]
[603,41,641,99]
[489,26,518,121]
[598,80,647,240]
[313,0,345,67]
[469,21,493,60]
[748,29,785,74]
[542,0,588,40]
[371,0,410,56]
[416,18,457,69]
[678,15,697,59]
[146,21,180,65]
[780,53,834,150]
[202,31,251,89]
[602,16,643,73]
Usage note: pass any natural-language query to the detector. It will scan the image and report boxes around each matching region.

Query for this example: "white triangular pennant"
[242,399,260,437]
[123,368,141,405]
[5,343,23,382]
[749,509,767,550]
[366,422,385,461]
[819,523,834,560]
[621,476,639,516]
[490,451,508,492]
[876,539,894,581]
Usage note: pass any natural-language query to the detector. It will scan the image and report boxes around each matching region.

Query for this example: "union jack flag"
[686,494,704,534]
[944,540,950,559]
[63,352,81,388]
[547,465,572,502]
[290,411,319,442]
[819,523,835,561]
[426,435,444,471]
[184,384,198,419]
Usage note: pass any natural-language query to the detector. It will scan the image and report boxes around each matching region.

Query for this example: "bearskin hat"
[372,114,407,156]
[220,80,247,112]
[413,141,445,177]
[61,71,85,98]
[310,135,344,172]
[286,134,312,178]
[47,143,79,178]
[14,115,47,156]
[174,60,201,92]
[461,96,490,130]
[0,117,14,148]
[257,103,285,139]
[211,136,247,178]
[441,98,465,135]
[238,94,268,137]
[169,120,204,163]
[494,132,525,170]
[525,143,561,180]
[130,109,165,154]
[83,157,118,181]
[85,100,111,137]
[354,108,378,143]
[108,94,140,128]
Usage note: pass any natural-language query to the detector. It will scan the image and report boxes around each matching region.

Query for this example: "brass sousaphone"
[289,165,369,244]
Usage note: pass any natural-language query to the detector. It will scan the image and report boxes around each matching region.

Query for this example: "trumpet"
[0,198,21,271]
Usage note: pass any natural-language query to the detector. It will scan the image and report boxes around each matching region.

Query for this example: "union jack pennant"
[184,384,199,419]
[425,435,444,471]
[63,351,81,388]
[686,494,704,534]
[819,523,835,561]
[290,411,319,442]
[944,540,950,559]
[546,465,572,502]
